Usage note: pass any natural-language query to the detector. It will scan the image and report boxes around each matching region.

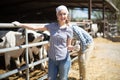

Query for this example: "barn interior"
[0,0,118,23]
[0,0,120,80]
[0,0,119,37]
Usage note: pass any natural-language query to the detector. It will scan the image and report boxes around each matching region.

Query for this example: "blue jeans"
[48,55,71,80]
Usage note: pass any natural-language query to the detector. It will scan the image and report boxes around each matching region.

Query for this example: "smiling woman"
[12,5,74,80]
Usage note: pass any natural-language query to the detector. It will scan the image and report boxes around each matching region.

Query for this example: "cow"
[0,29,44,75]
[0,31,25,74]
[18,28,50,71]
[28,30,50,71]
[90,24,98,38]
[84,23,98,38]
[16,28,46,71]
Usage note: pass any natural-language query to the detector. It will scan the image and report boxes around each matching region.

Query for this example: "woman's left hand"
[67,45,74,51]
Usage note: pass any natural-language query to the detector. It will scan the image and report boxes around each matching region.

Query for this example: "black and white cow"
[18,28,50,71]
[28,30,50,70]
[0,31,25,74]
[17,28,46,70]
[0,29,44,74]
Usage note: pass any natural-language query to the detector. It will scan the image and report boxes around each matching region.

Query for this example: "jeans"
[48,55,71,80]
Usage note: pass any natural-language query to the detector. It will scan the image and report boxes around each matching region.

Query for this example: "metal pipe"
[0,23,15,28]
[0,23,47,28]
[0,57,48,79]
[25,29,29,80]
[0,41,49,53]
[0,64,28,79]
[38,74,48,80]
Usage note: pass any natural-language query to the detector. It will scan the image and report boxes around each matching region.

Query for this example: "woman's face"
[56,10,68,24]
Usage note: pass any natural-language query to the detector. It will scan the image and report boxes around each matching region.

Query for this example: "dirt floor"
[0,37,120,80]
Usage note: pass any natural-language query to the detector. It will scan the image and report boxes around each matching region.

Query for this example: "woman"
[12,5,73,80]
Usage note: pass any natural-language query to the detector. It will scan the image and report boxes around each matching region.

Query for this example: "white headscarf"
[56,5,69,14]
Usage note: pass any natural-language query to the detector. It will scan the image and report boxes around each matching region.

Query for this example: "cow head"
[18,28,44,43]
[27,30,44,43]
[37,31,50,41]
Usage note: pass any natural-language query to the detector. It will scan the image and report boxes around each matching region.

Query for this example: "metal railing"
[0,23,78,80]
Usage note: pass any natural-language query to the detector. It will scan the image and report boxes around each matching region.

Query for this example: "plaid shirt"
[71,24,93,52]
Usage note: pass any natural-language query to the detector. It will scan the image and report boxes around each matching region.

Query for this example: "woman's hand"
[67,45,74,51]
[68,44,80,52]
[12,21,21,27]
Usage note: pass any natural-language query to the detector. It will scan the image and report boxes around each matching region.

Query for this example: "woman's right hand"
[12,21,21,27]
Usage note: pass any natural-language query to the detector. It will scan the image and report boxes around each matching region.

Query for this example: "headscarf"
[56,5,69,14]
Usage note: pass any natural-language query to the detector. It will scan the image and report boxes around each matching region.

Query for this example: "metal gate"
[0,23,78,80]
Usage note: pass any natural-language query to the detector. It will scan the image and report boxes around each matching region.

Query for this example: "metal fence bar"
[71,56,78,62]
[0,57,49,79]
[0,23,47,28]
[29,57,49,68]
[0,64,28,79]
[25,29,29,80]
[38,74,48,80]
[0,23,15,28]
[0,22,76,28]
[0,41,49,53]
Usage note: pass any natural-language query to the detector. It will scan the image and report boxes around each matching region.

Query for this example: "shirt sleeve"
[71,24,86,52]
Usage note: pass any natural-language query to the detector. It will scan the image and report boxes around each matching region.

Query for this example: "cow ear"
[0,38,3,42]
[18,28,25,36]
